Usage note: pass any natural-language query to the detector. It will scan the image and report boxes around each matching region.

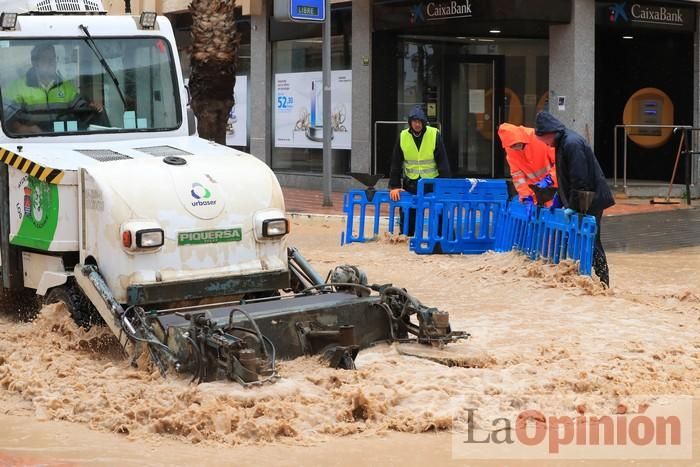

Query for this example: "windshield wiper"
[78,24,127,107]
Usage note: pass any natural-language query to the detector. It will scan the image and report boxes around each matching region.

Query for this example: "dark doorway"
[443,55,506,177]
[595,28,694,183]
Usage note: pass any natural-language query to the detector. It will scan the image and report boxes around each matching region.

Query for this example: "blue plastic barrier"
[493,198,539,258]
[537,209,597,275]
[341,190,415,245]
[496,200,597,275]
[341,181,595,276]
[410,179,509,254]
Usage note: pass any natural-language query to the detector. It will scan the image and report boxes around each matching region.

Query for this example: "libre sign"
[274,0,326,22]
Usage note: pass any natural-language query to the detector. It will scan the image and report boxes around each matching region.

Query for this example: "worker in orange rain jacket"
[497,123,558,207]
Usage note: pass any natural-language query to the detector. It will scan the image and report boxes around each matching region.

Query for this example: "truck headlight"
[139,11,157,29]
[262,218,289,237]
[1,12,18,30]
[136,229,164,248]
[253,209,289,241]
[121,221,165,253]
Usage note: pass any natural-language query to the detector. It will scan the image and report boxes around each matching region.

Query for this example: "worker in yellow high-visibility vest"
[3,44,105,135]
[389,105,451,236]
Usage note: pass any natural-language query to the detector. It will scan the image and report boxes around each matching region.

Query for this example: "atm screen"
[636,99,662,136]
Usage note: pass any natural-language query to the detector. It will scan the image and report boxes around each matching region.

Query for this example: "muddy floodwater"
[1,216,699,466]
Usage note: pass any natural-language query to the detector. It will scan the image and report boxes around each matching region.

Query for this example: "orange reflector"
[122,230,132,248]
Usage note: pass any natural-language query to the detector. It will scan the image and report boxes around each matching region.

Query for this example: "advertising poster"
[226,76,248,147]
[274,70,352,149]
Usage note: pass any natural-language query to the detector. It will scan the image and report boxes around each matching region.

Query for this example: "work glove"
[466,178,485,193]
[389,188,404,201]
[550,193,562,209]
[536,174,554,189]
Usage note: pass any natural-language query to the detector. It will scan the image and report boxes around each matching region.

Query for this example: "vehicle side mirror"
[187,107,197,136]
[184,83,191,106]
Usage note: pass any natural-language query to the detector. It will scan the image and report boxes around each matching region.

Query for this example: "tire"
[44,281,103,329]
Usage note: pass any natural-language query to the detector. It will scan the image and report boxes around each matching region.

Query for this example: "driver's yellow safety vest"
[400,126,439,180]
[4,79,78,109]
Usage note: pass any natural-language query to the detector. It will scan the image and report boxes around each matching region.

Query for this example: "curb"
[288,212,347,221]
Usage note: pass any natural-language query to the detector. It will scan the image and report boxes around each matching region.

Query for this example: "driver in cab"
[3,44,103,134]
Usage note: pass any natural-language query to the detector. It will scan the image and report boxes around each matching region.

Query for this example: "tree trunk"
[188,0,239,145]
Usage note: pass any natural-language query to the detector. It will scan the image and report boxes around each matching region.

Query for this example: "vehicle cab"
[0,1,289,309]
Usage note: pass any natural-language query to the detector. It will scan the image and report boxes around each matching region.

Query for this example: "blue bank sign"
[274,0,326,22]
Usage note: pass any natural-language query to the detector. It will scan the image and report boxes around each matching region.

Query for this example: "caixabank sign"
[374,0,571,31]
[421,0,473,23]
[597,1,696,32]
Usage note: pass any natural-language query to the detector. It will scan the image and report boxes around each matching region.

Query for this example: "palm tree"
[188,0,239,144]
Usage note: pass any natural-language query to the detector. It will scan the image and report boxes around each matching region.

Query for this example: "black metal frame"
[126,270,291,306]
[679,127,699,206]
[0,164,23,289]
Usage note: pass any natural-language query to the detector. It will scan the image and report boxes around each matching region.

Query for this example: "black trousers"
[399,207,417,236]
[592,213,610,287]
[398,179,443,252]
[399,179,419,236]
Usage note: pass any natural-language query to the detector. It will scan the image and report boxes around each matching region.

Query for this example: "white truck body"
[0,13,288,304]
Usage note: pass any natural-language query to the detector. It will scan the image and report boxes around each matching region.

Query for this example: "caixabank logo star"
[608,2,629,23]
[409,4,424,24]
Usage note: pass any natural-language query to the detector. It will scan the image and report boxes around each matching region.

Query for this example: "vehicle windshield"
[0,37,181,137]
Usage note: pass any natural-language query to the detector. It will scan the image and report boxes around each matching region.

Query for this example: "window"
[271,7,351,174]
[0,37,181,137]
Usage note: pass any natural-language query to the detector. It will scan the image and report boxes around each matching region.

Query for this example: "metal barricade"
[612,124,692,189]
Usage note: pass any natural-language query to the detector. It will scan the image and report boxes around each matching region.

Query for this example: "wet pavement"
[602,207,700,253]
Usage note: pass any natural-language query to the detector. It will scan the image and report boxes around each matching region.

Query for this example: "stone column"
[351,0,372,174]
[548,0,596,145]
[249,2,272,164]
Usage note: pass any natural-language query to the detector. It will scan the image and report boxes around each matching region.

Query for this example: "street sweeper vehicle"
[0,0,466,385]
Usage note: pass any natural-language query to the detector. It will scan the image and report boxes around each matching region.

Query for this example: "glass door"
[445,56,504,177]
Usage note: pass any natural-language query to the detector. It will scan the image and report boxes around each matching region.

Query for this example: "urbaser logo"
[190,182,216,207]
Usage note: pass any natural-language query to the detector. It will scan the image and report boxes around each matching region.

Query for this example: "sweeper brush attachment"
[76,249,468,386]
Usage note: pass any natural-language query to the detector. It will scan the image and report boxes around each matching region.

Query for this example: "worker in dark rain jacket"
[535,111,615,287]
[389,105,451,236]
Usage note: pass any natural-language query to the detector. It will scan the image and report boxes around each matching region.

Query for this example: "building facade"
[111,0,700,197]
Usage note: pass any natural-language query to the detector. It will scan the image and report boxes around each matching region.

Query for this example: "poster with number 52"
[274,71,352,149]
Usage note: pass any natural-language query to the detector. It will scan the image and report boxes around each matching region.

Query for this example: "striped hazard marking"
[0,147,64,184]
